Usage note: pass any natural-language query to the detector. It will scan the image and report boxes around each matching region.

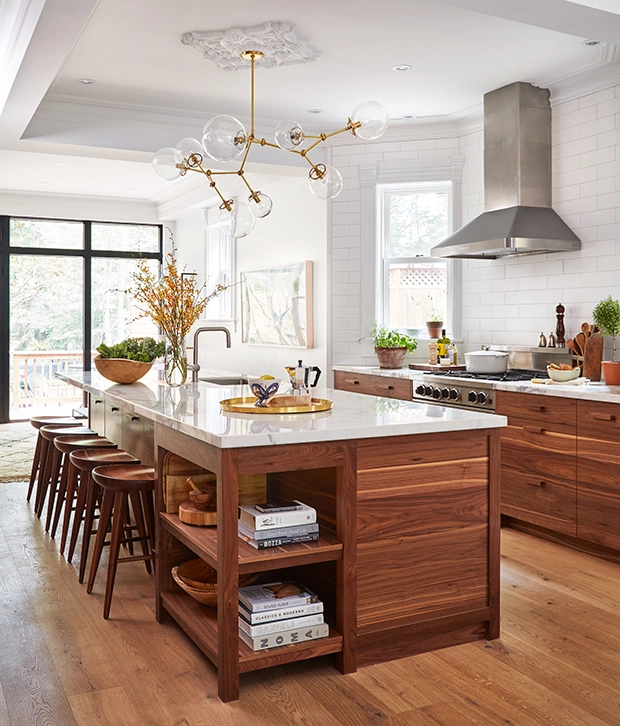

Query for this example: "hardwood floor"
[1,480,619,726]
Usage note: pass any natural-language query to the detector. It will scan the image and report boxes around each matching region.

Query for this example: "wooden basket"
[94,355,153,384]
[171,566,258,607]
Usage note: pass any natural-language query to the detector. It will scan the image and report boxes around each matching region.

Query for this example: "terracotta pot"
[426,322,443,339]
[602,360,620,386]
[375,346,407,369]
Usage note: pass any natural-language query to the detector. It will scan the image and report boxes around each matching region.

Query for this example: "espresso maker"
[285,360,322,395]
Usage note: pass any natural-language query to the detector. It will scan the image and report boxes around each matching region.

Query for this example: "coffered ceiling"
[0,0,619,207]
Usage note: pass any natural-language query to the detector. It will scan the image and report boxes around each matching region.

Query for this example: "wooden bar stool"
[48,435,118,539]
[65,448,140,583]
[34,425,95,518]
[87,464,156,619]
[27,416,84,503]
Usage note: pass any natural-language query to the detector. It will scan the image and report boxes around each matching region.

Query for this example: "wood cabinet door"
[89,394,105,436]
[577,401,620,549]
[333,370,412,400]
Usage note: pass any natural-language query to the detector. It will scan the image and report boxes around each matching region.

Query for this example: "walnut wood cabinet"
[497,390,620,555]
[88,393,154,466]
[154,424,500,701]
[333,370,412,400]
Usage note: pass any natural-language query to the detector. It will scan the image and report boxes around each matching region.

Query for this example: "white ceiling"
[0,0,619,208]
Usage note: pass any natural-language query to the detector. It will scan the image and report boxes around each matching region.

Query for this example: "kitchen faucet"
[189,326,231,383]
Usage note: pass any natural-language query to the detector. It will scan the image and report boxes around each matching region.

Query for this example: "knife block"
[583,333,603,382]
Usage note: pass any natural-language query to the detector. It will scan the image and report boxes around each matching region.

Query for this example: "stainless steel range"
[411,369,546,412]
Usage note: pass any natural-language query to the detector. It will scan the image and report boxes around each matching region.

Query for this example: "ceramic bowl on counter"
[547,365,581,382]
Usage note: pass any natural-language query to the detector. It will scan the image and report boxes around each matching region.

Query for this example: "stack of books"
[238,499,319,549]
[238,581,328,651]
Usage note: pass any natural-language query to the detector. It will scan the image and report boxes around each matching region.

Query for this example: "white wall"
[174,176,328,381]
[326,81,620,366]
[461,84,620,355]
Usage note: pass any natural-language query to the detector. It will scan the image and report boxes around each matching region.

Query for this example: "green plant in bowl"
[361,323,417,369]
[96,337,166,362]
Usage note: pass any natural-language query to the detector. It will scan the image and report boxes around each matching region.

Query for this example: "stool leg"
[87,489,114,595]
[129,491,152,575]
[37,445,62,520]
[50,457,73,539]
[33,437,52,515]
[59,464,79,555]
[26,433,42,502]
[67,470,90,563]
[46,451,69,534]
[78,475,99,584]
[103,490,128,619]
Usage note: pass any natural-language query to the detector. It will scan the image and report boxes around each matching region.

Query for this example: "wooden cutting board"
[583,333,603,382]
[178,501,217,526]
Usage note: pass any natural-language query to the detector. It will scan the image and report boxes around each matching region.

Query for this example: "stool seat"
[54,435,115,454]
[92,465,155,492]
[70,449,139,470]
[40,425,94,441]
[30,416,83,430]
[88,464,156,618]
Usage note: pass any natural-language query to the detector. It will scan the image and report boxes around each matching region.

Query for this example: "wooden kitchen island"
[59,371,506,702]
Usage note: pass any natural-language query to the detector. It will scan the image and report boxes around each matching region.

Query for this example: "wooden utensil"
[566,337,575,354]
[583,332,603,382]
[581,322,591,337]
[575,332,587,357]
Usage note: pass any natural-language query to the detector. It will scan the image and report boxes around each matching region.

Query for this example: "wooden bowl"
[171,563,258,607]
[94,355,153,384]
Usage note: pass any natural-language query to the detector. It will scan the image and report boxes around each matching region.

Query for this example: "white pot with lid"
[464,349,509,374]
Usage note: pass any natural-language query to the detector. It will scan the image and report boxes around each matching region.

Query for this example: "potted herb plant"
[364,322,418,369]
[592,296,620,385]
[426,313,444,340]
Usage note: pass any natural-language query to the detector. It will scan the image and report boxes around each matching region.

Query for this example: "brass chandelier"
[152,50,389,238]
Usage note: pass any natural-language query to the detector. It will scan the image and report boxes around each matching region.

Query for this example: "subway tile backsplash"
[328,82,620,363]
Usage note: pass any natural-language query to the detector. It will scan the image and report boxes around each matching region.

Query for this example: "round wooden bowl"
[171,565,258,607]
[93,355,153,384]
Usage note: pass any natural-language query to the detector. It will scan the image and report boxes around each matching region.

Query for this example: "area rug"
[0,422,37,482]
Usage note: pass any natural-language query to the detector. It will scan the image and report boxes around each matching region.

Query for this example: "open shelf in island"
[160,589,343,673]
[159,512,343,574]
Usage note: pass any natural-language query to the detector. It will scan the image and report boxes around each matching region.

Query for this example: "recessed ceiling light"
[54,162,66,166]
[126,186,136,190]
[37,180,48,184]
[77,78,95,84]
[401,114,416,119]
[582,39,600,46]
[393,64,412,72]
[307,108,323,114]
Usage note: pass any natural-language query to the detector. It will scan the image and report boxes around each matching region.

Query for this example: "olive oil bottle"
[436,329,450,360]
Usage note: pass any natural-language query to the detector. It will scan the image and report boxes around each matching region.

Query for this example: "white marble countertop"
[58,369,506,449]
[333,365,620,403]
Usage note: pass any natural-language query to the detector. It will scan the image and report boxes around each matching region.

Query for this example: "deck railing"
[11,351,84,413]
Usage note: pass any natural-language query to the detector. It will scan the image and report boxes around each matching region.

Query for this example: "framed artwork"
[241,261,313,348]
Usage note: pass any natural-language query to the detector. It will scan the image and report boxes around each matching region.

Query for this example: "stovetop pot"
[464,349,509,374]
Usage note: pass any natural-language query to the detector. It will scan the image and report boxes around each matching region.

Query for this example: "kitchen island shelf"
[160,512,343,575]
[161,590,343,673]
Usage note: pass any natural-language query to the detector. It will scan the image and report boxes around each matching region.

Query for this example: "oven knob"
[477,392,487,405]
[424,385,433,396]
[468,391,477,403]
[432,388,442,400]
[450,388,459,400]
[441,388,450,399]
[415,384,425,395]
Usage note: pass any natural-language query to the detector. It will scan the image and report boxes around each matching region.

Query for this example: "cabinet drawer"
[501,466,576,535]
[501,427,576,481]
[105,403,124,447]
[89,394,105,436]
[577,400,620,441]
[334,370,412,400]
[496,391,576,436]
[577,485,620,550]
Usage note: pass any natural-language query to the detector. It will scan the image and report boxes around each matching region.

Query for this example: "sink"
[198,376,248,386]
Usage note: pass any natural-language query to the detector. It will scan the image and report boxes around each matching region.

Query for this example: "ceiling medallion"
[152,49,389,238]
[181,22,320,71]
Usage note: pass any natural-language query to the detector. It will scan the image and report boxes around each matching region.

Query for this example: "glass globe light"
[308,165,343,200]
[274,121,305,150]
[350,100,390,140]
[175,137,203,164]
[202,115,247,162]
[248,192,273,218]
[218,201,255,239]
[152,147,184,181]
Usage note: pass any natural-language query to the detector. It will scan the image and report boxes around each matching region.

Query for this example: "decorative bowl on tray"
[246,377,285,406]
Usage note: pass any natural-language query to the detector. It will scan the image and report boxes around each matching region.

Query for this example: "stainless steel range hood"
[431,82,580,259]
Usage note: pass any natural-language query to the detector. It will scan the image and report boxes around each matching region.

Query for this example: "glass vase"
[164,336,188,387]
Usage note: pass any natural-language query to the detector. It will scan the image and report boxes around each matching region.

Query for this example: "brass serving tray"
[220,397,333,414]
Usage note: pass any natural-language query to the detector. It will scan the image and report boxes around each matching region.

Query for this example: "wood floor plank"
[2,472,620,725]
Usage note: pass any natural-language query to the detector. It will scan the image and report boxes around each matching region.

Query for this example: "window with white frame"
[204,222,234,321]
[379,181,455,337]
